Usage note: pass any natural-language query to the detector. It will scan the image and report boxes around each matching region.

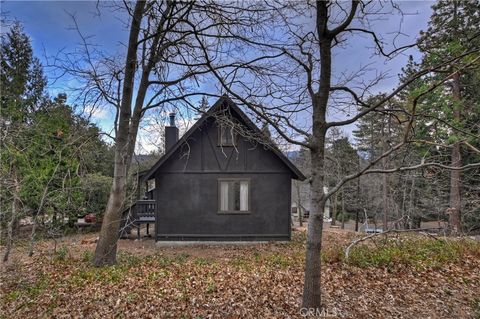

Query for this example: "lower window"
[218,179,249,213]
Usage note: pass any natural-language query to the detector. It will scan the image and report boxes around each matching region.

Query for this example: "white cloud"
[83,105,110,120]
[135,112,196,154]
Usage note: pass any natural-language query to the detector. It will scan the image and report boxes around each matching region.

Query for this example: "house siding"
[154,116,293,241]
[155,172,291,241]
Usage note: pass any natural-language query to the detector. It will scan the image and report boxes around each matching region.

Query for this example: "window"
[218,124,236,146]
[218,179,249,213]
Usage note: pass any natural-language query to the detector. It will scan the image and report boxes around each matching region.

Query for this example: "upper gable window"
[218,124,236,147]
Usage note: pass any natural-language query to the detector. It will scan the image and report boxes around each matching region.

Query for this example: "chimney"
[165,112,179,152]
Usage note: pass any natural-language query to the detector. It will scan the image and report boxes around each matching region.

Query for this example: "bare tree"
[48,0,480,309]
[51,1,271,266]
[190,1,480,309]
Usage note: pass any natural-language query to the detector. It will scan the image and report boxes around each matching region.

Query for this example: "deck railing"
[119,199,156,239]
[133,200,156,221]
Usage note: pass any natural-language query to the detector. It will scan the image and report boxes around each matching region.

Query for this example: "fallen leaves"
[1,231,479,318]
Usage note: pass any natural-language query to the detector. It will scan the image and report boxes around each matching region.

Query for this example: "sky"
[2,1,128,133]
[2,1,436,153]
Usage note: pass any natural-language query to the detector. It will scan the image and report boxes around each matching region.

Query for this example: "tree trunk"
[303,11,329,309]
[382,172,388,230]
[341,187,345,229]
[381,121,389,231]
[3,167,20,262]
[93,155,128,266]
[331,192,337,226]
[297,182,303,227]
[302,1,335,309]
[356,166,360,232]
[400,175,408,228]
[408,176,416,229]
[449,71,462,233]
[93,0,146,267]
[302,145,327,309]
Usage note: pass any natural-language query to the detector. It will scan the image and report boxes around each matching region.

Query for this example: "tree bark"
[3,167,20,262]
[93,1,178,266]
[93,0,146,267]
[381,119,389,230]
[303,143,327,309]
[408,175,416,229]
[449,71,462,233]
[331,192,337,226]
[341,187,345,229]
[382,166,388,230]
[302,2,332,308]
[297,182,303,227]
[356,165,360,232]
[93,157,128,266]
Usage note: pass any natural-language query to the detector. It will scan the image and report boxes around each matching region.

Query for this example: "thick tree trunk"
[302,145,327,309]
[449,143,461,231]
[449,72,462,233]
[302,1,334,309]
[93,0,146,267]
[93,154,128,266]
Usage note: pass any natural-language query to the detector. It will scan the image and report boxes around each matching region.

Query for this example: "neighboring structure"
[126,96,305,241]
[291,187,331,220]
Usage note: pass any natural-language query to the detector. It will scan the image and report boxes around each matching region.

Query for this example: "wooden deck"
[120,200,156,239]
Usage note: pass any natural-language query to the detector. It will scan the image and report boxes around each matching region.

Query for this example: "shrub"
[346,237,479,269]
[82,250,93,262]
[55,245,69,261]
[322,236,480,269]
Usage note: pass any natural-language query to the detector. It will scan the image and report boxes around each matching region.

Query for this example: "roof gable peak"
[141,95,306,182]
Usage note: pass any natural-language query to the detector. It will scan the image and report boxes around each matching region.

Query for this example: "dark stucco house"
[128,96,305,241]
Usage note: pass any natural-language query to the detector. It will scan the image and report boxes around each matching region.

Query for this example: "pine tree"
[327,132,359,228]
[1,22,47,120]
[417,0,480,232]
[353,94,404,229]
[198,96,209,116]
[261,122,271,141]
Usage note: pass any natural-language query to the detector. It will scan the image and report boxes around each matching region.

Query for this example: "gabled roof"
[141,96,306,182]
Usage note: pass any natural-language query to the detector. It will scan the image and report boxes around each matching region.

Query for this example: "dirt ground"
[1,227,479,319]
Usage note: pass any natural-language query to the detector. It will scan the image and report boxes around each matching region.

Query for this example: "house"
[126,96,306,241]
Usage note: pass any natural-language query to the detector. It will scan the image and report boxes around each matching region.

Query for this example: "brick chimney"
[165,112,179,152]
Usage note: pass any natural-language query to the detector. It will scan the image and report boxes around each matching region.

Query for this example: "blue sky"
[2,1,435,151]
[3,1,127,59]
[2,1,129,133]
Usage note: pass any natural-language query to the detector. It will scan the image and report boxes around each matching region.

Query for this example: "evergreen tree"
[0,24,114,260]
[326,129,359,227]
[198,96,209,113]
[417,0,480,232]
[353,94,405,229]
[1,22,47,120]
[261,122,271,141]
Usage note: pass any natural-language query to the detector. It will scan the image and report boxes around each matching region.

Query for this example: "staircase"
[120,200,156,239]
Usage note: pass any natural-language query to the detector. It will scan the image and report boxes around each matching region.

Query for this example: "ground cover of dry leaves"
[1,229,479,319]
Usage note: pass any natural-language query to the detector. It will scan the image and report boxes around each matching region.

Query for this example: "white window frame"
[218,178,250,214]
